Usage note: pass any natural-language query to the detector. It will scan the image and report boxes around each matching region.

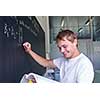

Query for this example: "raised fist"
[23,42,32,53]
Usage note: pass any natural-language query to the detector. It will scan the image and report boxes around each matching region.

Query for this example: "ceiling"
[49,16,94,40]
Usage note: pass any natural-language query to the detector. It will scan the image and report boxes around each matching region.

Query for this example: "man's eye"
[59,47,61,50]
[63,45,67,48]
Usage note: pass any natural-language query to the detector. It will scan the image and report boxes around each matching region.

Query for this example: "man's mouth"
[63,51,69,56]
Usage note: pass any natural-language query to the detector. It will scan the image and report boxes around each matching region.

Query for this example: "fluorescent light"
[78,28,83,32]
[85,19,89,25]
[61,19,65,27]
[60,17,65,27]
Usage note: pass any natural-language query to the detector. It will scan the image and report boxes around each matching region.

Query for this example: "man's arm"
[23,42,56,68]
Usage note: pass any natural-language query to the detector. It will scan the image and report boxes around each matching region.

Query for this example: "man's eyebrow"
[57,45,60,48]
[57,44,67,47]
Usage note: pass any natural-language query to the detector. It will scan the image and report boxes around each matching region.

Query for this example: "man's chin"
[64,55,71,59]
[64,55,68,58]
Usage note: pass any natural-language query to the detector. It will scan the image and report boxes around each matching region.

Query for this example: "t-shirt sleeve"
[53,57,65,69]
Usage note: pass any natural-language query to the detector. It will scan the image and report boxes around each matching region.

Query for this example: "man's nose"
[60,47,65,53]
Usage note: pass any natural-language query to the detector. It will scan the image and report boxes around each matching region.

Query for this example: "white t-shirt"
[53,53,94,83]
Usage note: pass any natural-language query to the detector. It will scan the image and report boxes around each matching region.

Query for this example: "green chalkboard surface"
[0,16,46,82]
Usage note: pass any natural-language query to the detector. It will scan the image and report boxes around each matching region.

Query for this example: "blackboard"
[0,16,46,83]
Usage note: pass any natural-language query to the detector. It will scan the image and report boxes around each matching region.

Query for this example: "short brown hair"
[56,29,77,43]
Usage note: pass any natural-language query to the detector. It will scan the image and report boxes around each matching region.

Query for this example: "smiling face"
[57,37,78,59]
[56,30,80,59]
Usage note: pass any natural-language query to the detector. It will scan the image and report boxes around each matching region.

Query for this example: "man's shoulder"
[79,53,93,65]
[53,56,66,66]
[80,53,91,61]
[53,56,66,61]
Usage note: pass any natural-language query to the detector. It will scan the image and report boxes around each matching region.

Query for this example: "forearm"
[28,50,55,68]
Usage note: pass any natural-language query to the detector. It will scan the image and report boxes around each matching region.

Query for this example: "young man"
[23,29,94,83]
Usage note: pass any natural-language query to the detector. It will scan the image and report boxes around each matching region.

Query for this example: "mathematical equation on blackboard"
[3,16,40,45]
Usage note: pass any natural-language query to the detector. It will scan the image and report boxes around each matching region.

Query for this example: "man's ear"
[73,39,78,46]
